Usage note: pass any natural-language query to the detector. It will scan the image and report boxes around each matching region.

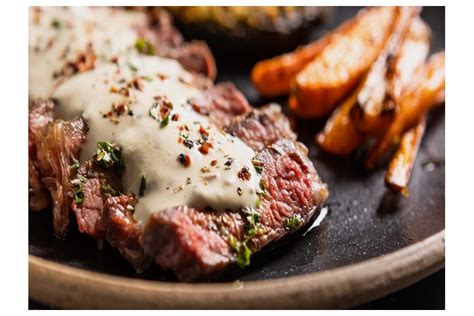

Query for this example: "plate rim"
[29,229,445,309]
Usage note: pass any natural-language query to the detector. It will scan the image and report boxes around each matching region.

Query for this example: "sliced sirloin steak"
[29,82,327,281]
[226,103,297,151]
[28,100,55,211]
[29,103,328,280]
[35,117,87,236]
[136,8,217,80]
[142,139,328,281]
[103,194,152,272]
[70,159,123,240]
[29,83,251,239]
[162,41,217,81]
[188,82,253,129]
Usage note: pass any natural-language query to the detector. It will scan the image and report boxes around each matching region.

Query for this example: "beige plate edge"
[29,229,445,309]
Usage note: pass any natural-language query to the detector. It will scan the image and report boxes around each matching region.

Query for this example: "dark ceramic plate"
[29,7,445,308]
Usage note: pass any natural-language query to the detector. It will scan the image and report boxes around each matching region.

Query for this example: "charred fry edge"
[351,8,425,137]
[385,116,426,194]
[290,6,402,118]
[365,52,445,169]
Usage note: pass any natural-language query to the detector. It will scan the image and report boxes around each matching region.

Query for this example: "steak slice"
[28,100,55,211]
[103,195,152,272]
[226,103,297,151]
[162,41,217,81]
[188,82,252,129]
[137,9,216,80]
[142,139,328,281]
[36,117,87,236]
[29,159,49,211]
[70,160,123,240]
[69,157,151,271]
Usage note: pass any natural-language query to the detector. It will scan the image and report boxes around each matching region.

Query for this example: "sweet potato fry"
[351,14,430,137]
[250,13,356,97]
[315,86,365,155]
[385,17,431,103]
[365,52,445,169]
[385,116,426,194]
[290,6,400,118]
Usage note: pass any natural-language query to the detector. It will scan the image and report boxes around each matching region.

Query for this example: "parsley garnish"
[243,208,261,239]
[101,184,118,196]
[70,159,80,172]
[94,142,123,168]
[139,175,147,197]
[252,159,264,174]
[135,38,156,55]
[51,19,62,30]
[228,208,264,268]
[127,62,138,72]
[71,176,87,205]
[149,100,173,128]
[160,114,170,128]
[228,235,251,269]
[284,214,302,231]
[255,195,261,208]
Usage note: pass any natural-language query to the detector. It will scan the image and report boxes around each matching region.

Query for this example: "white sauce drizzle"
[30,7,261,226]
[29,6,147,100]
[52,56,260,225]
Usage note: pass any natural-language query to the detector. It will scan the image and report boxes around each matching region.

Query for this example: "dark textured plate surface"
[29,7,445,286]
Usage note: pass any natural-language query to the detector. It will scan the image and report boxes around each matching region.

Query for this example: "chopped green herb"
[71,176,87,205]
[284,214,302,231]
[70,159,80,172]
[252,159,264,174]
[135,38,156,55]
[127,62,138,72]
[160,114,170,128]
[94,142,123,168]
[149,99,173,128]
[51,19,62,29]
[243,208,261,239]
[139,175,147,197]
[228,235,251,269]
[257,179,267,198]
[255,195,261,209]
[101,184,118,196]
[141,75,153,82]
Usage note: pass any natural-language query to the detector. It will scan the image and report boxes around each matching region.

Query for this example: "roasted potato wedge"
[315,86,365,155]
[351,15,430,137]
[251,12,354,97]
[290,6,400,118]
[365,52,445,168]
[385,116,426,194]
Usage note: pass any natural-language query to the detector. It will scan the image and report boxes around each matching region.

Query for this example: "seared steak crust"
[137,8,216,80]
[28,90,328,281]
[142,139,328,281]
[163,41,217,81]
[226,103,297,151]
[29,159,49,211]
[104,195,152,272]
[188,82,252,129]
[143,206,243,281]
[28,100,55,211]
[36,117,87,236]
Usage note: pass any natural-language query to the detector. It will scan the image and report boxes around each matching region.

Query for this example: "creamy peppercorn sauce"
[30,7,261,225]
[29,6,148,100]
